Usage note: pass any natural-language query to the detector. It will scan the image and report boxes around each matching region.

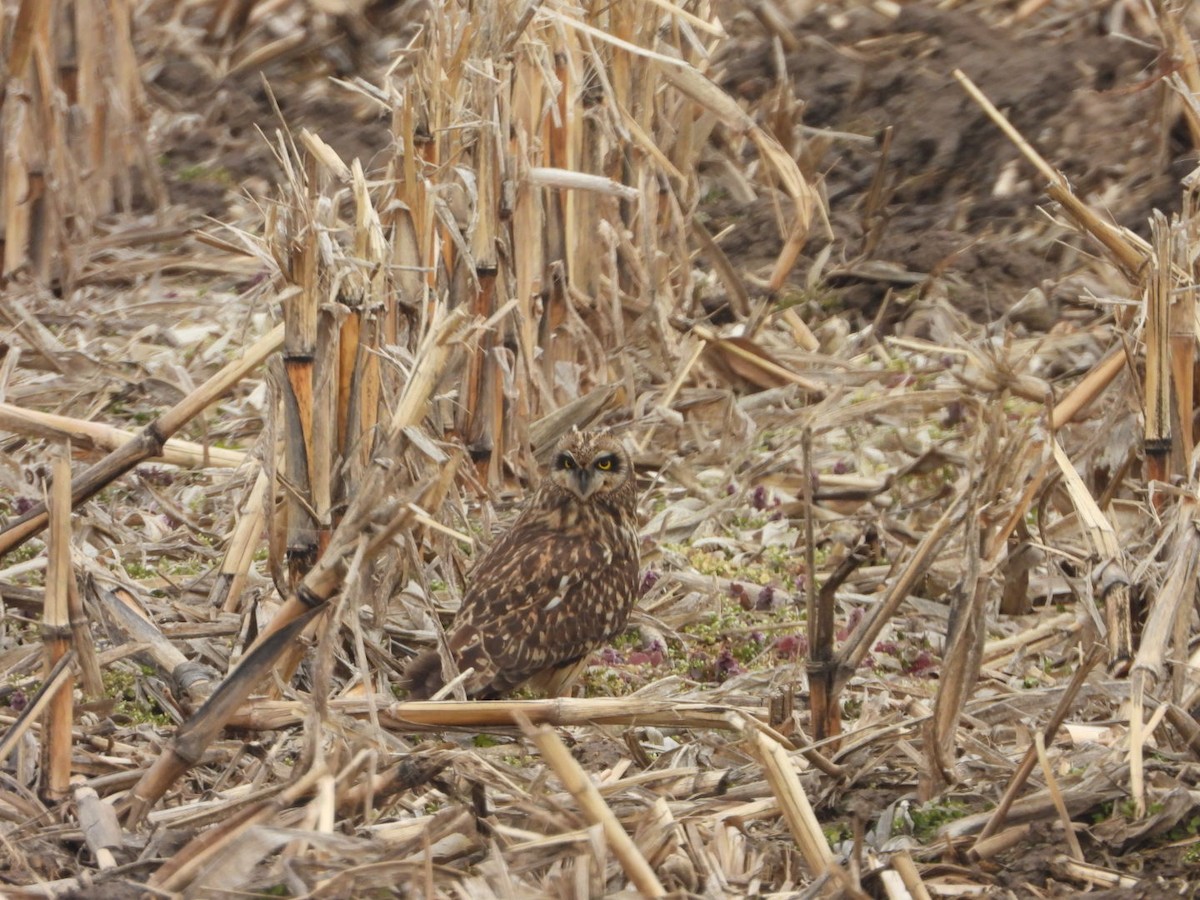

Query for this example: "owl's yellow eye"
[595,456,615,471]
[557,454,576,470]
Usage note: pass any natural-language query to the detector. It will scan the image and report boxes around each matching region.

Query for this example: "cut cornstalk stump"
[41,444,74,804]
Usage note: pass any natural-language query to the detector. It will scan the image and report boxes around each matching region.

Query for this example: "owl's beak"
[572,467,596,500]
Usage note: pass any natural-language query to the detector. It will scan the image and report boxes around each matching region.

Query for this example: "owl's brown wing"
[446,519,639,698]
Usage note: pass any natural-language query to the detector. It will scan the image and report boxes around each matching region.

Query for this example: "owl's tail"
[400,649,444,700]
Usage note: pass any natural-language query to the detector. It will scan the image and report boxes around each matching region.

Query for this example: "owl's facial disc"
[572,466,594,499]
[554,451,589,500]
[554,449,621,500]
[577,452,623,499]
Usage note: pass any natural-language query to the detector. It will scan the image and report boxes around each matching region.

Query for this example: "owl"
[404,429,640,700]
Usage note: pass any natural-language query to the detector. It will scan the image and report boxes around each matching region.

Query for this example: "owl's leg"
[525,656,590,698]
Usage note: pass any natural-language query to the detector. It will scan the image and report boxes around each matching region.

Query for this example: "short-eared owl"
[404,430,640,700]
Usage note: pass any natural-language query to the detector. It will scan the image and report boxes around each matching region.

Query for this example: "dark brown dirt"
[148,52,392,219]
[709,2,1189,328]
[989,825,1199,898]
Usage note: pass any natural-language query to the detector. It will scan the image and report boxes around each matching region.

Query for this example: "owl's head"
[546,429,634,503]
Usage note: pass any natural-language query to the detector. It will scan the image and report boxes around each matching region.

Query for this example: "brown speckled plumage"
[404,429,640,700]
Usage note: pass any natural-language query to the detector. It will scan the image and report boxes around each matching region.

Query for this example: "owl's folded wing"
[448,527,639,697]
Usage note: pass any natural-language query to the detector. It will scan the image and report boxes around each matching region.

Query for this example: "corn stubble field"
[1,0,1199,896]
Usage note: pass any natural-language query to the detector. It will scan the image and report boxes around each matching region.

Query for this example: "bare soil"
[713,2,1182,327]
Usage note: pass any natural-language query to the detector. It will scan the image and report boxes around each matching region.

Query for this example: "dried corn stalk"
[350,0,820,483]
[1,0,162,285]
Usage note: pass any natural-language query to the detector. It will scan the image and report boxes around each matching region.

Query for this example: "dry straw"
[1,0,162,285]
[113,0,821,817]
[7,0,1200,897]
